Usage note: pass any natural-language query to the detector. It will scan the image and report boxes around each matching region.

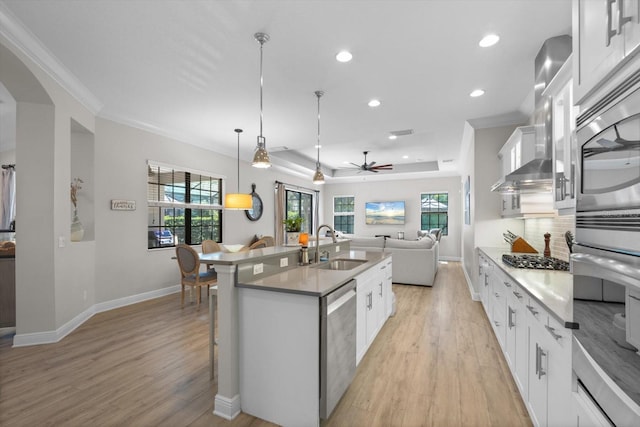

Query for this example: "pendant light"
[312,90,325,184]
[225,129,253,210]
[252,32,272,168]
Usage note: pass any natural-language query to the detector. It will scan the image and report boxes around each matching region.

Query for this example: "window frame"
[284,187,317,234]
[420,191,449,236]
[333,195,355,235]
[147,160,225,249]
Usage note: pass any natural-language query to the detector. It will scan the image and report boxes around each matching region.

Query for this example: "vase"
[70,209,84,242]
[286,232,300,246]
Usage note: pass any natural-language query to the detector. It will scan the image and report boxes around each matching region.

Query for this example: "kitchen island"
[237,249,392,426]
[199,239,392,424]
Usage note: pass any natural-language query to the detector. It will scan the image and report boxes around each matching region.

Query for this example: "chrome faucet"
[315,224,337,263]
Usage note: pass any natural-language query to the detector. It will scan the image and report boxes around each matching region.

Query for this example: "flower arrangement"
[71,177,83,209]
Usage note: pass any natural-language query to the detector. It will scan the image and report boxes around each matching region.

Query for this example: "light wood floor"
[0,262,531,427]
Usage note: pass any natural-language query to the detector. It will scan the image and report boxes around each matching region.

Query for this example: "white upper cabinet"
[574,0,640,104]
[546,57,578,213]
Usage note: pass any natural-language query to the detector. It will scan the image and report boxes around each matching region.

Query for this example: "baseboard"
[12,284,180,347]
[213,393,241,420]
[462,263,481,301]
[439,256,462,262]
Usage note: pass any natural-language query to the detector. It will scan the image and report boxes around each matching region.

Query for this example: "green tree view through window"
[420,192,448,235]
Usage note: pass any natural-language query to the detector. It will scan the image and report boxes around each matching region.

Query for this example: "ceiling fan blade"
[349,162,361,168]
[373,163,393,168]
[368,161,377,167]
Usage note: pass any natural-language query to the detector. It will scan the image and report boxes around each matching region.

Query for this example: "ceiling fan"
[349,151,393,173]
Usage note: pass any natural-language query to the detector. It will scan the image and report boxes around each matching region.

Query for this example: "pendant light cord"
[259,41,264,139]
[315,90,323,167]
[235,128,243,191]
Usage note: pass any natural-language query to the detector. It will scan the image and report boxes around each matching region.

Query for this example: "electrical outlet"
[253,263,264,275]
[335,245,340,252]
[280,258,288,267]
[58,236,65,248]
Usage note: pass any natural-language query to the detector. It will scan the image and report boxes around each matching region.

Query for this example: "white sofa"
[347,235,439,286]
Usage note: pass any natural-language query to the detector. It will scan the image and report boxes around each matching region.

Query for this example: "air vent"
[389,129,414,137]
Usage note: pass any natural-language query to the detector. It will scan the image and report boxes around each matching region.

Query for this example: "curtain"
[274,182,285,246]
[0,168,16,230]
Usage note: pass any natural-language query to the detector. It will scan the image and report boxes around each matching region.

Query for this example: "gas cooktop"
[502,254,570,271]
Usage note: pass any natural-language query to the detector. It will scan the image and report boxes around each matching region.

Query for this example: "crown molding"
[0,3,103,114]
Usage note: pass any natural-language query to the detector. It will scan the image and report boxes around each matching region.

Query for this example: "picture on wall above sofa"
[365,201,405,225]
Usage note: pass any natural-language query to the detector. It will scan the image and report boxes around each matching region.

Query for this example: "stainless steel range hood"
[491,35,571,194]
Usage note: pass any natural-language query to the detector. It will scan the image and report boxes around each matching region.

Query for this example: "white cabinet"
[356,258,391,365]
[574,0,640,103]
[509,283,529,400]
[477,250,574,427]
[549,57,578,214]
[526,297,574,427]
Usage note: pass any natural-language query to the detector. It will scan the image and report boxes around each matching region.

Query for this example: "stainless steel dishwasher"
[320,280,357,419]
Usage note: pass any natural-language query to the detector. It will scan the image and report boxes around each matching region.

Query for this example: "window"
[333,196,354,234]
[147,162,223,249]
[285,189,314,234]
[420,192,448,235]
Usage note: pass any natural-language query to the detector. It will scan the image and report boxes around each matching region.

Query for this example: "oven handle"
[571,252,640,289]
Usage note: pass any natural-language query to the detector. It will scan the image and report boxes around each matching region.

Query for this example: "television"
[365,201,405,225]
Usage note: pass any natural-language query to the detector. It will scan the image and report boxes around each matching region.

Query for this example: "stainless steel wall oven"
[573,70,640,426]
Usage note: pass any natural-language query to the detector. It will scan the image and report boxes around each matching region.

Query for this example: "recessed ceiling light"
[336,50,353,62]
[402,155,409,159]
[389,135,398,140]
[368,99,381,107]
[315,144,322,149]
[343,160,350,164]
[470,89,485,97]
[479,34,500,47]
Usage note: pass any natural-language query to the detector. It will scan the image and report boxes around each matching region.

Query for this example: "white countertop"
[238,250,390,297]
[478,247,576,328]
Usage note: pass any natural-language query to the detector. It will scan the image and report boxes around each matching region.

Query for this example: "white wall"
[322,176,462,260]
[459,123,526,296]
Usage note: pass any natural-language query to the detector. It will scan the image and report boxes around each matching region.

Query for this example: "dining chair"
[202,239,222,254]
[175,244,218,308]
[248,239,267,250]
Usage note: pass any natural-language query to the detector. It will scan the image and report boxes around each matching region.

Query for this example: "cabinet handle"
[526,305,539,316]
[494,320,501,327]
[538,347,547,379]
[484,274,489,287]
[618,0,633,33]
[502,199,507,211]
[535,343,540,375]
[380,265,386,270]
[508,307,515,329]
[503,281,511,288]
[607,0,618,46]
[511,194,517,210]
[494,292,500,298]
[513,291,523,299]
[379,283,383,297]
[545,325,562,341]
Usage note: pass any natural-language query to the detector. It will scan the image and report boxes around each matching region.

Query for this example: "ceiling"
[0,0,572,182]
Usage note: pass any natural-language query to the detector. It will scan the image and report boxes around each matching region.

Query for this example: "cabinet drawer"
[525,295,545,325]
[545,314,572,352]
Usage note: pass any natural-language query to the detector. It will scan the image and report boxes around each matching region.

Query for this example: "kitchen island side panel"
[238,287,320,427]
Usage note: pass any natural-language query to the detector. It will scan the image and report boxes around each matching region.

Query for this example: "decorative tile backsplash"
[523,216,575,262]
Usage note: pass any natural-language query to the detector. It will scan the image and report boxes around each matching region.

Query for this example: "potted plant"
[283,216,304,245]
